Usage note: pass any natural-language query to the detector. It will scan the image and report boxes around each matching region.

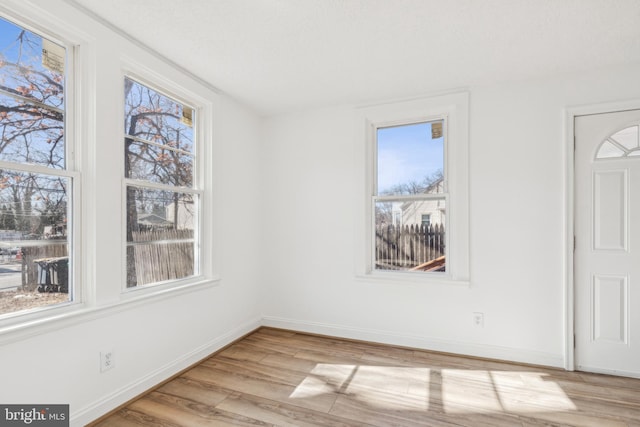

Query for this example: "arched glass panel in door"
[595,124,640,159]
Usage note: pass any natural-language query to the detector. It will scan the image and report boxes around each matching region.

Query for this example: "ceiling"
[67,0,640,116]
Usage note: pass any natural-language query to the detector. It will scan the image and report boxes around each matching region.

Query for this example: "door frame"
[564,98,640,372]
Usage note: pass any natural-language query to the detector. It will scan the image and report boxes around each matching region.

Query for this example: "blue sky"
[0,17,41,64]
[377,121,444,194]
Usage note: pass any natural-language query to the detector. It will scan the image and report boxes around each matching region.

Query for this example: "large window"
[375,121,446,272]
[0,17,75,316]
[124,77,199,288]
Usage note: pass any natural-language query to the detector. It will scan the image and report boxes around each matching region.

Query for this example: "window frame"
[119,67,211,296]
[0,11,85,326]
[355,92,470,285]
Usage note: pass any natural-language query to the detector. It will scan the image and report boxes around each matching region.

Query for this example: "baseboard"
[262,316,564,369]
[72,316,262,427]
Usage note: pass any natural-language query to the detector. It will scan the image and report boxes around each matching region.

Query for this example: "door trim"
[564,99,640,372]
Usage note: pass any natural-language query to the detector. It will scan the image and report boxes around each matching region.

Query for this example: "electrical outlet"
[100,350,114,372]
[473,312,484,328]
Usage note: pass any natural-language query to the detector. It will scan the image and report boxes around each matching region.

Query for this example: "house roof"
[137,213,172,227]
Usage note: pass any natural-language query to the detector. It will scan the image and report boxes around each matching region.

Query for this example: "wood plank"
[216,392,372,427]
[91,408,167,427]
[156,376,231,407]
[259,352,321,374]
[129,391,267,427]
[201,356,308,387]
[183,364,339,413]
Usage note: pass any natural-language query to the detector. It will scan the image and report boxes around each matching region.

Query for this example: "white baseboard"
[262,316,564,369]
[72,316,261,427]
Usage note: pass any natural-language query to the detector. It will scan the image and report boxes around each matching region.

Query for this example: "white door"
[575,109,640,377]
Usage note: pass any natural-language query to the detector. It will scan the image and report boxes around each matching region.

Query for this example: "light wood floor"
[92,328,640,426]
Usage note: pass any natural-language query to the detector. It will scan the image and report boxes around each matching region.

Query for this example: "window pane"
[377,121,443,196]
[126,141,193,187]
[596,141,625,159]
[126,186,196,287]
[610,126,638,151]
[0,17,65,110]
[0,169,70,316]
[375,199,445,272]
[0,18,65,169]
[124,78,194,188]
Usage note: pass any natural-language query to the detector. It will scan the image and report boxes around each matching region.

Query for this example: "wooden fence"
[375,223,445,270]
[17,228,194,290]
[130,229,194,286]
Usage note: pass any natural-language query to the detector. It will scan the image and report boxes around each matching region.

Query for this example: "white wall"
[0,1,264,425]
[262,63,640,367]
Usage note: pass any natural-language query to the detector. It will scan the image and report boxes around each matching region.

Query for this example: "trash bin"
[34,257,69,293]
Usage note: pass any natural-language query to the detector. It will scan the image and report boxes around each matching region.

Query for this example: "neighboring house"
[134,202,194,232]
[137,213,173,230]
[165,200,195,230]
[392,178,446,227]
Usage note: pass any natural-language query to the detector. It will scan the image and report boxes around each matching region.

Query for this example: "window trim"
[119,63,215,297]
[355,92,470,285]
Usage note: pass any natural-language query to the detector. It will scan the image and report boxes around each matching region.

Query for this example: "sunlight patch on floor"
[442,369,576,414]
[290,364,577,415]
[441,369,503,413]
[291,364,430,410]
[289,364,356,398]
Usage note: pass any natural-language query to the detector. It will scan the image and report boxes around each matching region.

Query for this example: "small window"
[596,125,640,159]
[0,16,75,317]
[374,121,446,272]
[357,92,469,283]
[124,77,199,288]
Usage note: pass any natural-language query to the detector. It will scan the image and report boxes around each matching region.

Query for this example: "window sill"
[355,271,470,287]
[120,275,219,299]
[0,276,220,346]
